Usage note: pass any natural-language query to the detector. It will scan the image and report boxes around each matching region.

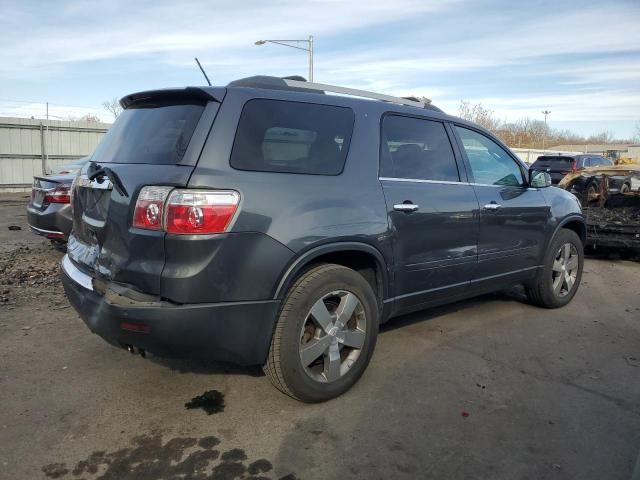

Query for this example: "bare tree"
[102,97,122,119]
[458,100,501,131]
[587,130,614,144]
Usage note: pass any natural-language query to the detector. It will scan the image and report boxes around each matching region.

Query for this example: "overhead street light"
[541,110,551,149]
[254,35,314,82]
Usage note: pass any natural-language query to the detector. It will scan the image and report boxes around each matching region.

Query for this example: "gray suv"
[61,76,585,402]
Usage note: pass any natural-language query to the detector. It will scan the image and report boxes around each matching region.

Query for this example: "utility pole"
[541,109,551,149]
[45,102,49,169]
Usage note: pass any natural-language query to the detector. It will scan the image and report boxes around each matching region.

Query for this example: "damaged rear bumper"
[60,255,280,366]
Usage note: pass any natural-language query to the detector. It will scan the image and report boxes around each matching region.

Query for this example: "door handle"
[394,203,419,212]
[483,203,502,210]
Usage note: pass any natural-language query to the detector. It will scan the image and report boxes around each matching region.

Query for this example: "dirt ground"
[1,192,639,480]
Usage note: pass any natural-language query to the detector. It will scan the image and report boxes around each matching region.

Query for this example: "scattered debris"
[0,244,63,304]
[559,167,640,253]
[8,225,22,231]
[461,410,470,418]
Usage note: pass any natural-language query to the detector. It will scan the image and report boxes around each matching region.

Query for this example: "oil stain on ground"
[41,433,297,480]
[185,390,226,415]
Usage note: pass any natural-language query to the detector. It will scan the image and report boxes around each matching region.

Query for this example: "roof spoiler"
[119,87,224,109]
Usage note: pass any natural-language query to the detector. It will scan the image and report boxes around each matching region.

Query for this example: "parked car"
[47,156,89,176]
[26,174,74,245]
[60,76,586,402]
[530,154,613,185]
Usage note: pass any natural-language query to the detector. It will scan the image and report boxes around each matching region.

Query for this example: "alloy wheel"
[551,243,579,297]
[299,290,366,383]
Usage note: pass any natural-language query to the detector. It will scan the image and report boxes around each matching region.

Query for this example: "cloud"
[0,0,460,72]
[1,0,639,136]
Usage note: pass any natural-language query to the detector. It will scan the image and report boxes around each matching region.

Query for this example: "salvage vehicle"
[27,173,74,245]
[60,76,586,402]
[559,164,640,251]
[530,154,613,185]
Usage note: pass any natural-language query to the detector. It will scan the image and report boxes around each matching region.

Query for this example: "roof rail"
[226,75,441,111]
[283,79,431,109]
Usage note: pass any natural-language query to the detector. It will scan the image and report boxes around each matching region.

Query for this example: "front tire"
[527,229,584,308]
[264,264,379,402]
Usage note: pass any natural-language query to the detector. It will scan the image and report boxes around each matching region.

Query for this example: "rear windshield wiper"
[88,162,128,198]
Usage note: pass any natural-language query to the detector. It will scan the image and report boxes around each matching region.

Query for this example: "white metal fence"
[0,117,110,192]
[510,148,584,165]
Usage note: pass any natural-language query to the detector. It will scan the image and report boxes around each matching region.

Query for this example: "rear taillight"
[132,187,240,234]
[132,186,173,230]
[165,190,240,234]
[572,160,577,172]
[44,184,71,204]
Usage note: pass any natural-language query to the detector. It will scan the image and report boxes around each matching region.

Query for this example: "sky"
[1,0,639,138]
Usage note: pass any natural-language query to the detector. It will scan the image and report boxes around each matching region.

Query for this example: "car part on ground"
[26,174,75,244]
[558,165,640,252]
[60,75,585,401]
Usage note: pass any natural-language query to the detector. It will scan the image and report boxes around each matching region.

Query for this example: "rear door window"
[380,115,460,182]
[455,126,524,186]
[230,99,354,175]
[91,103,205,164]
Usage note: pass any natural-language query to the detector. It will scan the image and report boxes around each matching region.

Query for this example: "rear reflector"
[120,322,151,334]
[165,190,240,234]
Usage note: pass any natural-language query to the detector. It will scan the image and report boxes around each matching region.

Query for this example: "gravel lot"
[1,193,639,480]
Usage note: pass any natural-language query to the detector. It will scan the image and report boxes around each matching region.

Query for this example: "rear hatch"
[531,155,576,184]
[67,88,223,295]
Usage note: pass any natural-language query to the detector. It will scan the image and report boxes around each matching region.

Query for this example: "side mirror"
[529,170,552,188]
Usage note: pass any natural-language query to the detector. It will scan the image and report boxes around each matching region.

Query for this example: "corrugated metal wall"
[511,148,584,164]
[0,117,110,192]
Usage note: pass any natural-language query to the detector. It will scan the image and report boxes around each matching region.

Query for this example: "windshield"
[91,103,205,164]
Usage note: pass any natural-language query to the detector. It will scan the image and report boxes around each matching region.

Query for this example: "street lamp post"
[254,35,314,82]
[541,109,551,150]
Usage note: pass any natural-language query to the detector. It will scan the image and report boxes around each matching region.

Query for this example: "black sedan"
[26,174,74,245]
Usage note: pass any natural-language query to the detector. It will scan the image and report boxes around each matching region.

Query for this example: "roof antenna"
[194,57,212,86]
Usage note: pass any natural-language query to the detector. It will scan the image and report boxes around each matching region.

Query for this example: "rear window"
[380,115,459,182]
[534,156,574,164]
[230,99,354,175]
[91,103,205,164]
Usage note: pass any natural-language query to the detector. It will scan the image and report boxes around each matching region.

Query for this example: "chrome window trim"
[379,176,524,188]
[61,254,94,291]
[379,176,466,186]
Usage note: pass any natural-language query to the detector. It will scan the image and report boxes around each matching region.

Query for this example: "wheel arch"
[273,242,390,308]
[553,215,586,245]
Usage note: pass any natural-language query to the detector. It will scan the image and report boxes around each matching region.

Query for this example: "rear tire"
[527,229,583,308]
[263,264,379,402]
